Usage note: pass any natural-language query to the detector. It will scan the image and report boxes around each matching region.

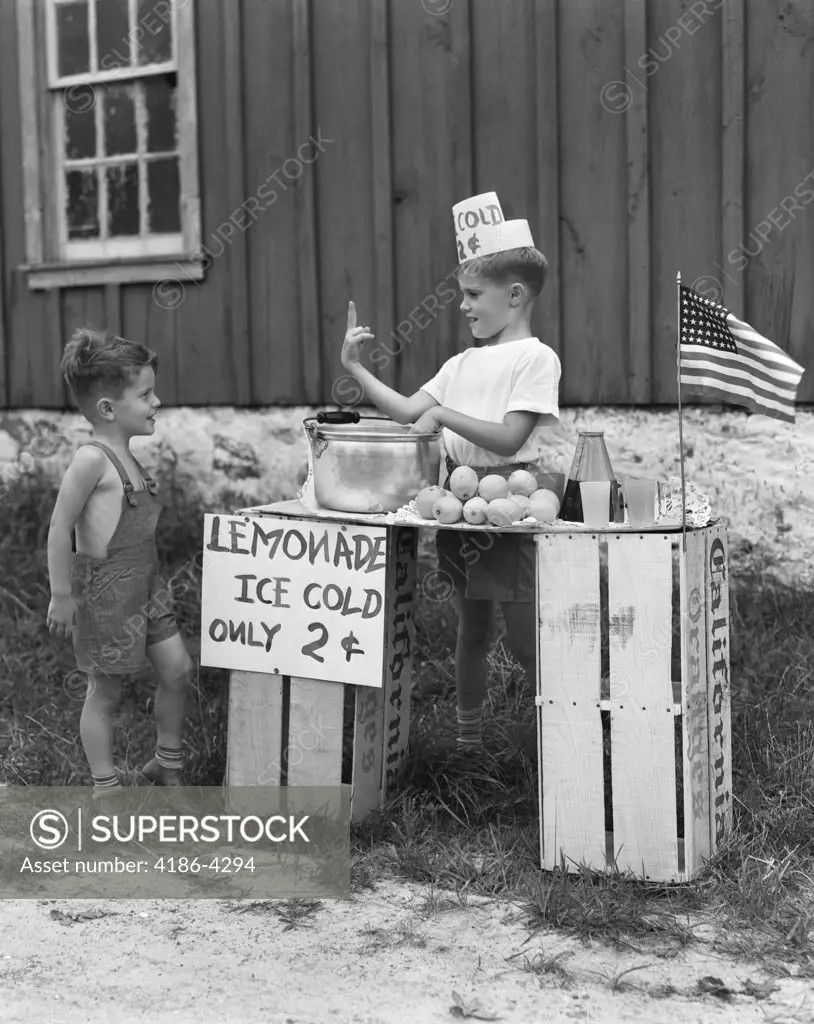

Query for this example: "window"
[17,0,202,289]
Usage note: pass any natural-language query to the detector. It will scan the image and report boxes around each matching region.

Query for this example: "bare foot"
[139,758,183,787]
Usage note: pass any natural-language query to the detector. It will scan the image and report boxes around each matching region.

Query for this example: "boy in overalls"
[47,328,193,790]
[340,192,561,753]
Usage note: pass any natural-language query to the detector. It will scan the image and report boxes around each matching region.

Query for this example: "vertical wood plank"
[558,0,628,403]
[624,0,651,403]
[226,670,284,785]
[537,534,605,872]
[351,684,386,822]
[608,534,678,882]
[120,286,151,358]
[223,0,251,405]
[721,0,745,319]
[286,677,345,786]
[145,301,180,405]
[35,0,60,265]
[443,0,473,364]
[471,1,535,227]
[390,0,472,393]
[474,0,561,345]
[173,0,232,404]
[680,529,711,877]
[0,0,17,408]
[381,526,416,801]
[174,0,202,256]
[14,0,42,266]
[369,0,396,392]
[5,0,62,407]
[46,290,66,407]
[534,0,561,358]
[293,0,323,403]
[104,284,121,336]
[62,288,106,337]
[650,0,723,403]
[242,0,299,405]
[743,0,814,399]
[705,525,732,851]
[0,131,7,408]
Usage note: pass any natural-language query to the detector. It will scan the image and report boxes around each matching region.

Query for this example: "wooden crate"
[225,525,416,823]
[535,524,732,882]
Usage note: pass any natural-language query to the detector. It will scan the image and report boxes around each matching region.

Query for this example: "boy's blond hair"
[458,246,548,298]
[61,328,158,411]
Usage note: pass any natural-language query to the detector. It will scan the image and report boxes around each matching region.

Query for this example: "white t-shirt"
[420,337,561,468]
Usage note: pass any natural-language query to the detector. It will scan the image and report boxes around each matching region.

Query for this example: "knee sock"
[92,772,121,790]
[456,705,483,748]
[154,744,184,772]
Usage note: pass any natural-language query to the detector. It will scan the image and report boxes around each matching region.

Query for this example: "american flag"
[679,285,805,423]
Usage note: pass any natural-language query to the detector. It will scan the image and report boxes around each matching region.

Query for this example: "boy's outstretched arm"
[411,407,557,458]
[340,301,438,424]
[46,447,106,639]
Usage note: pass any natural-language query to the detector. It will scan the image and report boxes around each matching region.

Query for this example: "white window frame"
[17,0,202,289]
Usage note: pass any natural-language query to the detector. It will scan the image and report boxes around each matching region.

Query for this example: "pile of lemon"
[415,467,561,527]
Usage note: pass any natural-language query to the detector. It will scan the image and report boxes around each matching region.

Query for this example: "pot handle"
[304,419,329,458]
[316,410,361,424]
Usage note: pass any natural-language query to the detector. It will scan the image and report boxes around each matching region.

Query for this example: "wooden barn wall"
[0,0,812,410]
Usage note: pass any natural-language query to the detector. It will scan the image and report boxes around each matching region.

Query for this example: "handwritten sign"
[200,514,388,687]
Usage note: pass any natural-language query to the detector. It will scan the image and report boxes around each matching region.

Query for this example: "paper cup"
[624,479,658,528]
[580,481,611,527]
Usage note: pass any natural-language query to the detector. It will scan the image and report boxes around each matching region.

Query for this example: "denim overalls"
[71,441,178,676]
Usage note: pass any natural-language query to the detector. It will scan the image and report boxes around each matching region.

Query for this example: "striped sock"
[456,705,483,748]
[155,744,184,771]
[92,772,121,790]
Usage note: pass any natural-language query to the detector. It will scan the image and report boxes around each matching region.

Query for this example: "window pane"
[145,76,177,153]
[103,84,137,156]
[107,163,140,236]
[64,94,96,159]
[96,0,131,71]
[137,0,173,65]
[56,2,90,77]
[147,158,180,233]
[66,168,99,239]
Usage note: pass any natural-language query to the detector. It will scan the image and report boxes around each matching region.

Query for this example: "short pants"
[71,553,180,676]
[435,529,536,603]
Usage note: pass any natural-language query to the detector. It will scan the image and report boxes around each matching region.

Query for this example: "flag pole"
[676,270,687,552]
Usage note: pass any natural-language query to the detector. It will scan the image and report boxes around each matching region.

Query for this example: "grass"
[1,470,813,972]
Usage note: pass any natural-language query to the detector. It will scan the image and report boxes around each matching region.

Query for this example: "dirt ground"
[1,884,813,1024]
[2,408,813,1023]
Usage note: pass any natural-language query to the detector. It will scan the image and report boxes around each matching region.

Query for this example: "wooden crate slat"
[680,530,711,875]
[286,677,344,787]
[351,686,387,823]
[608,535,679,881]
[226,671,284,785]
[537,534,605,872]
[381,527,416,802]
[706,525,733,850]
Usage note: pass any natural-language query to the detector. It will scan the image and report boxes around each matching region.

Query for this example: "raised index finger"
[347,300,357,332]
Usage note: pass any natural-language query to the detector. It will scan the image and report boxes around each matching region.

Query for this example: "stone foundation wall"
[1,406,812,583]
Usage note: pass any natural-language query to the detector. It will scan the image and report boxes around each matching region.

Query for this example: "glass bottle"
[560,431,622,523]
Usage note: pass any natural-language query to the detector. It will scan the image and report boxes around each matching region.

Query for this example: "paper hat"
[452,191,535,264]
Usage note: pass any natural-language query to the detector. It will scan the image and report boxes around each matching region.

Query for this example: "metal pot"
[304,411,441,513]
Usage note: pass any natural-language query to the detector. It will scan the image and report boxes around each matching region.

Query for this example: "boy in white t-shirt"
[340,192,561,754]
